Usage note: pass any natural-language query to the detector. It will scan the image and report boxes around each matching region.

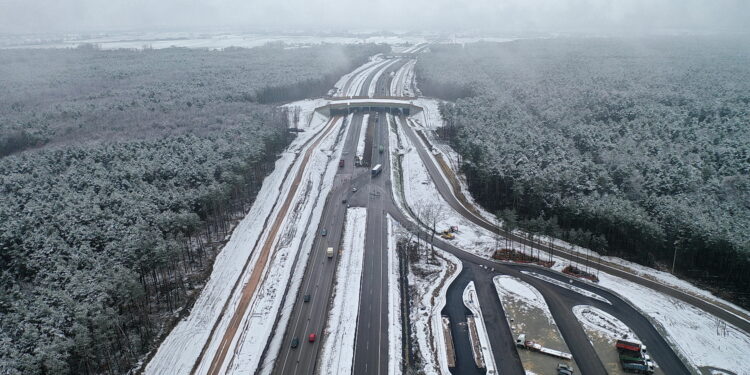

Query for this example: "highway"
[136,44,739,375]
[273,114,363,375]
[273,55,404,375]
[352,114,393,374]
[268,48,696,375]
[400,114,750,335]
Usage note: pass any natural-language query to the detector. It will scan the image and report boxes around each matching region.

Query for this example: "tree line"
[416,37,750,308]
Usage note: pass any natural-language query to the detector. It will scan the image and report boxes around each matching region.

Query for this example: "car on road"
[291,337,299,349]
[342,199,347,204]
[557,363,574,375]
[321,228,327,236]
[352,187,357,192]
[303,294,311,302]
[308,333,316,343]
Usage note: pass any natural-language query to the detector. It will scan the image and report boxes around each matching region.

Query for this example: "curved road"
[271,50,698,375]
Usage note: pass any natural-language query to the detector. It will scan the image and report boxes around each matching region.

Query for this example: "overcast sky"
[1,0,748,34]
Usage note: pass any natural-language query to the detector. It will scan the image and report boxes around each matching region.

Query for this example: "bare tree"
[414,201,446,261]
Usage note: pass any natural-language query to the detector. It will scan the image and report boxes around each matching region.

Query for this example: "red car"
[308,333,316,343]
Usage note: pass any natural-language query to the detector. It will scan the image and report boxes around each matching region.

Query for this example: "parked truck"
[616,339,654,374]
[621,361,654,374]
[616,339,642,353]
[326,247,334,258]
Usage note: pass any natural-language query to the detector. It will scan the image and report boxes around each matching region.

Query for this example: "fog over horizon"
[1,0,749,35]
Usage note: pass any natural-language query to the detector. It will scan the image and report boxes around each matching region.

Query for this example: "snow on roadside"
[411,98,750,326]
[349,58,392,97]
[333,54,384,96]
[386,215,403,375]
[223,116,347,374]
[493,275,554,323]
[145,101,333,375]
[319,207,368,375]
[368,59,400,97]
[522,271,611,304]
[393,220,461,375]
[398,120,499,259]
[390,60,413,96]
[597,273,750,374]
[355,113,369,164]
[462,281,498,374]
[572,305,634,342]
[407,96,750,374]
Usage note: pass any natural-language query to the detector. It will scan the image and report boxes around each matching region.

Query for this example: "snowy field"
[462,282,497,374]
[144,100,335,375]
[319,207,367,375]
[1,32,429,50]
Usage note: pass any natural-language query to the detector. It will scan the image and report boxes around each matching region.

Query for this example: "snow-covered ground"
[393,220,461,375]
[522,271,611,304]
[319,207,367,375]
[390,59,416,97]
[386,215,403,375]
[407,96,750,374]
[144,100,336,375]
[333,55,385,96]
[396,116,502,259]
[572,305,634,342]
[347,58,393,97]
[368,58,401,97]
[355,114,369,164]
[462,281,498,374]
[597,273,750,374]
[493,275,554,323]
[222,114,347,374]
[1,32,429,50]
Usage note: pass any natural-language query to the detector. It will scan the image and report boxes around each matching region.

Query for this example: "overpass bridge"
[317,96,423,116]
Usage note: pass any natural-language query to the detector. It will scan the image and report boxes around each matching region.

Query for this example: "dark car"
[303,294,311,302]
[557,364,574,375]
[321,229,327,236]
[291,337,299,348]
[342,199,347,204]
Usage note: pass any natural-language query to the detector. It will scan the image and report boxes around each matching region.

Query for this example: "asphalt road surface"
[352,112,393,374]
[399,115,750,335]
[273,57,402,374]
[273,113,363,375]
[272,53,694,375]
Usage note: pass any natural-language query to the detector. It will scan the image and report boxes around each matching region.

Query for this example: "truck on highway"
[371,164,382,176]
[326,247,334,258]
